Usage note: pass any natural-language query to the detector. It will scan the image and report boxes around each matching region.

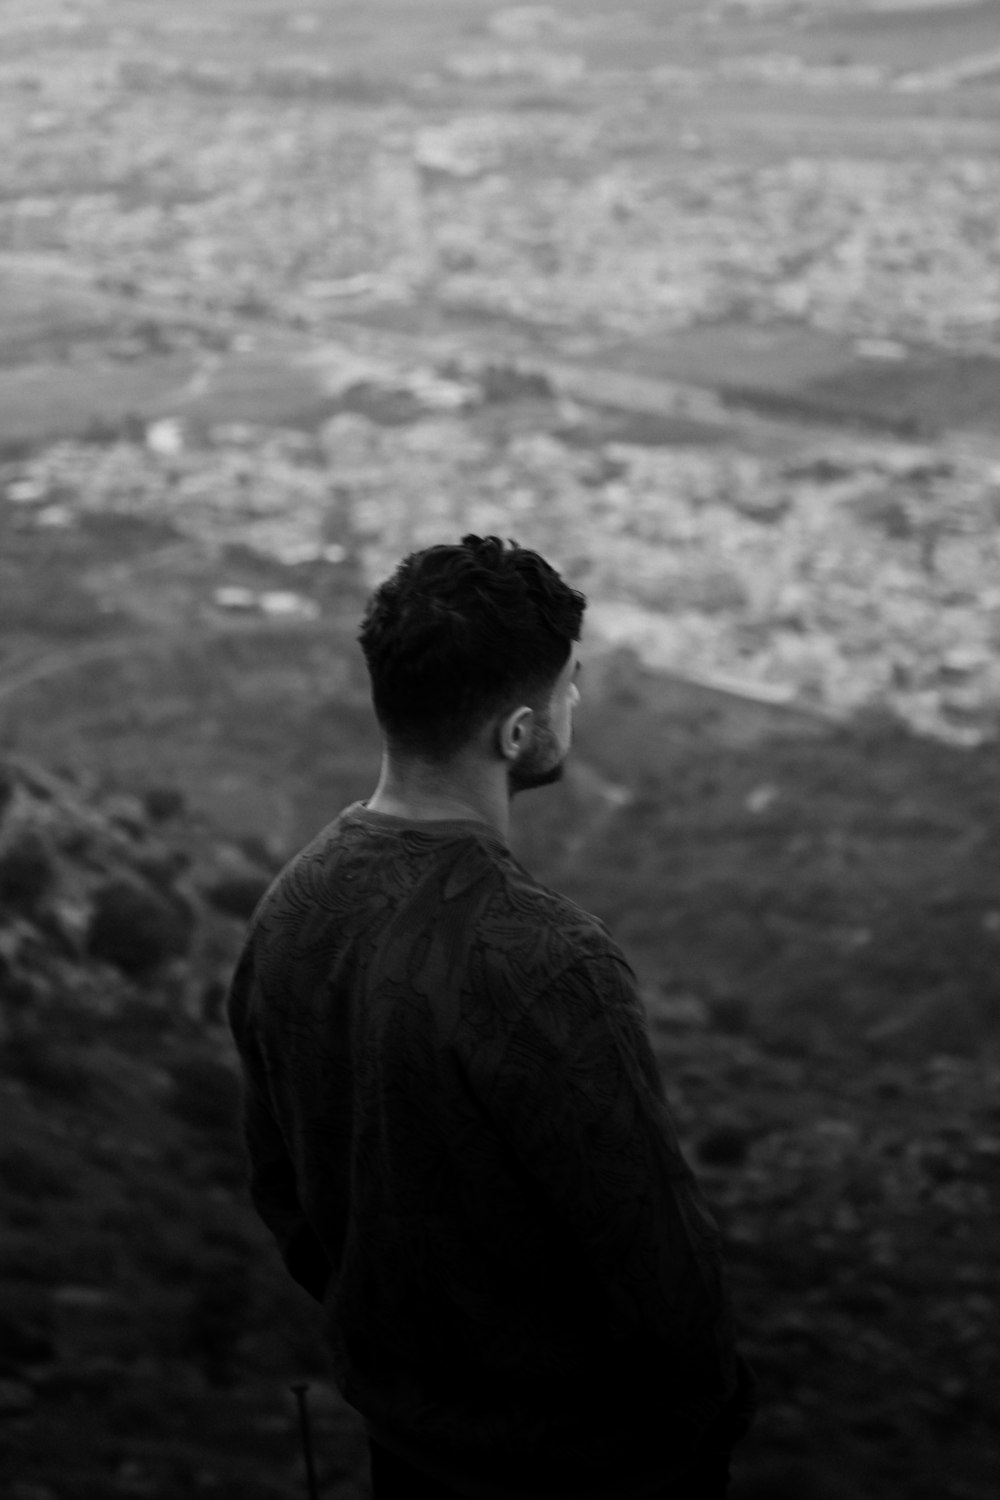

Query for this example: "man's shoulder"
[246,806,623,979]
[240,805,362,928]
[490,859,606,934]
[478,852,626,984]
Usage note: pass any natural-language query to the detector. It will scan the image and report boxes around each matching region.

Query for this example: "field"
[2,2,1000,1498]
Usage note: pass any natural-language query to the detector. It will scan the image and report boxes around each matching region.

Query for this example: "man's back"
[228,802,751,1500]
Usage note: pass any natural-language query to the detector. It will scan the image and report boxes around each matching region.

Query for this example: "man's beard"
[508,718,567,795]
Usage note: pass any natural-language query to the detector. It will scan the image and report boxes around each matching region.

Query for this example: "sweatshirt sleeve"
[227,948,332,1304]
[485,946,737,1371]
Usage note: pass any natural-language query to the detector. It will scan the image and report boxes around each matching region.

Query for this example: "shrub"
[237,833,281,871]
[696,1124,750,1169]
[58,824,95,860]
[135,848,192,894]
[142,786,186,823]
[0,958,39,1010]
[0,827,56,913]
[180,1252,253,1386]
[0,1292,53,1371]
[2,1026,91,1102]
[0,1232,65,1284]
[85,877,193,978]
[480,363,554,403]
[0,1143,72,1200]
[708,994,752,1036]
[203,872,270,920]
[168,1052,241,1136]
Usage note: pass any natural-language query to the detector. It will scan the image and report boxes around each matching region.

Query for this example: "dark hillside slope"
[553,650,1000,1059]
[0,756,364,1500]
[1,744,998,1500]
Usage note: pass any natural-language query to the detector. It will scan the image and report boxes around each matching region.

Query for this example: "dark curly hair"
[358,535,587,761]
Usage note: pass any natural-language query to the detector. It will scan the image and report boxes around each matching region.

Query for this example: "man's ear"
[497,705,534,762]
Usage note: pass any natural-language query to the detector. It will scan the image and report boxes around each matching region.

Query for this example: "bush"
[181,1253,253,1386]
[168,1052,241,1136]
[203,872,270,920]
[0,827,56,913]
[0,1291,53,1372]
[0,957,40,1010]
[237,833,281,871]
[86,877,193,978]
[708,994,752,1036]
[479,363,554,403]
[0,1143,72,1200]
[2,1026,91,1102]
[135,848,192,894]
[696,1124,750,1169]
[142,786,186,823]
[0,767,13,822]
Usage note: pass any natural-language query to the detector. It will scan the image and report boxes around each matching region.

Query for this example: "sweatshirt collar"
[346,801,509,851]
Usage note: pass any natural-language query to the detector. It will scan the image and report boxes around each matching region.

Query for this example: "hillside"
[1,724,999,1500]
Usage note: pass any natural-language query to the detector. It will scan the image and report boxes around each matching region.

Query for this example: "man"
[227,534,755,1499]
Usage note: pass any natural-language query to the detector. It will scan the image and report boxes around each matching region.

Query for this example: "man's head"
[358,535,586,793]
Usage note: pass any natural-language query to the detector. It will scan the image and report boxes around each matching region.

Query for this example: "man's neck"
[366,757,510,840]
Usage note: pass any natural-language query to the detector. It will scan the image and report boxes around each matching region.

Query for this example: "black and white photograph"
[1,3,999,1498]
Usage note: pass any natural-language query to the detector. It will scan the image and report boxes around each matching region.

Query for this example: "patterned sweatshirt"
[227,803,755,1500]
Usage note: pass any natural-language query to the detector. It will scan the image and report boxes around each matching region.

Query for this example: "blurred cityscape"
[3,0,1000,742]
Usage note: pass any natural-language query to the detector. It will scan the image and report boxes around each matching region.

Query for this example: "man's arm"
[484,945,742,1418]
[227,951,332,1304]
